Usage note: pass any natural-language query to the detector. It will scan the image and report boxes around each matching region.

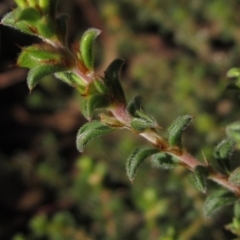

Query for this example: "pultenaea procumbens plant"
[3,0,240,236]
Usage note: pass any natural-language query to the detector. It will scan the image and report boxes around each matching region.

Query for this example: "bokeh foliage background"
[1,0,240,239]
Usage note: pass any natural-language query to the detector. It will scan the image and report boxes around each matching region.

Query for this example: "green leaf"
[168,115,193,147]
[104,59,126,105]
[126,147,159,182]
[94,79,108,94]
[80,28,101,70]
[127,96,143,116]
[81,94,110,120]
[37,17,56,39]
[17,7,41,22]
[17,45,62,68]
[227,68,240,78]
[189,165,209,193]
[127,96,158,131]
[151,152,178,169]
[27,65,66,91]
[203,190,237,217]
[213,139,235,173]
[76,121,114,152]
[131,117,158,132]
[229,167,240,186]
[1,8,37,36]
[55,71,86,91]
[99,113,124,128]
[135,110,157,123]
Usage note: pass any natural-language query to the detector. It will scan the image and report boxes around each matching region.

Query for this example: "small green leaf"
[99,113,124,128]
[127,96,142,116]
[94,79,108,94]
[80,28,101,70]
[227,68,240,78]
[151,152,178,169]
[76,121,114,152]
[203,190,237,217]
[37,17,56,39]
[131,117,158,132]
[55,71,86,91]
[104,59,126,105]
[81,94,110,120]
[1,8,36,36]
[126,147,159,182]
[17,44,62,68]
[189,165,209,193]
[229,167,240,186]
[17,7,41,22]
[168,115,193,147]
[135,110,157,124]
[27,65,66,91]
[213,139,235,173]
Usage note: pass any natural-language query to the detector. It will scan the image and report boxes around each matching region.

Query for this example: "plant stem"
[110,104,240,196]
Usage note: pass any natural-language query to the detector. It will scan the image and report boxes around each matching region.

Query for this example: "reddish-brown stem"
[108,103,240,196]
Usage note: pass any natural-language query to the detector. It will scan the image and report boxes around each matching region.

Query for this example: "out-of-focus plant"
[3,0,240,238]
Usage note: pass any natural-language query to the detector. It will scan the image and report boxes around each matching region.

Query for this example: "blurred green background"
[1,0,240,239]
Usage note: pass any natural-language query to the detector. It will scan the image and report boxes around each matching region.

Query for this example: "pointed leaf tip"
[126,147,159,182]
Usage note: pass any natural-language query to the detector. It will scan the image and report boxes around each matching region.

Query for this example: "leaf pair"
[18,44,63,69]
[17,44,70,90]
[127,96,159,132]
